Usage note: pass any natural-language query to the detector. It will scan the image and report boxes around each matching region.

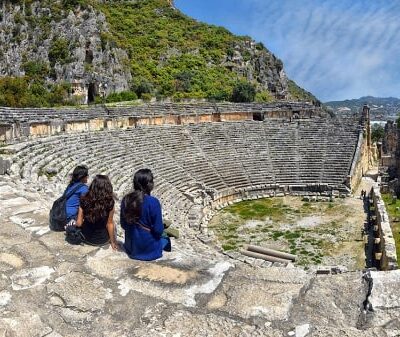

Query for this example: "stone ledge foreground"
[0,177,400,337]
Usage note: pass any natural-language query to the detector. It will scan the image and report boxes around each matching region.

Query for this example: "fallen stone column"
[246,244,297,261]
[240,249,292,264]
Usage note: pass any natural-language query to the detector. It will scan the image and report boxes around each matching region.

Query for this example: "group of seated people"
[61,165,171,261]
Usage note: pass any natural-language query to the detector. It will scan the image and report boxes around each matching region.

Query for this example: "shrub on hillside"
[106,91,138,103]
[371,124,384,143]
[231,81,256,102]
[0,77,70,107]
[48,38,71,67]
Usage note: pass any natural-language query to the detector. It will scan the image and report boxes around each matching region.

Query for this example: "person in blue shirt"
[120,169,171,261]
[65,165,89,225]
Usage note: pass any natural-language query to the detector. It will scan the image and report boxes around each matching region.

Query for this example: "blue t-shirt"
[120,195,164,261]
[65,182,89,220]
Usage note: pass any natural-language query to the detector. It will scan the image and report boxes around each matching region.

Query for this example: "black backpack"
[65,225,85,245]
[49,183,83,231]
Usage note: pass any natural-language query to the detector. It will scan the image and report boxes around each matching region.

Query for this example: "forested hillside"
[0,0,319,107]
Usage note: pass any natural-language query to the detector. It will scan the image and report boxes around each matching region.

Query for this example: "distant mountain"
[325,96,400,120]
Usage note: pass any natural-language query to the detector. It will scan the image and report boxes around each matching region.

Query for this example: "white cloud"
[241,0,400,100]
[175,0,400,101]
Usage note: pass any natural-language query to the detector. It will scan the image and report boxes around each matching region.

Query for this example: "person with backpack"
[49,165,89,231]
[65,165,90,225]
[72,174,118,249]
[120,169,171,260]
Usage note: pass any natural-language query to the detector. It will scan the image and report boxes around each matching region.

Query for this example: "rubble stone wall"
[371,185,398,270]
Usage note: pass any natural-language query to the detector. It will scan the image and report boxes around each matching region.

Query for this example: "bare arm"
[76,207,84,227]
[106,208,118,250]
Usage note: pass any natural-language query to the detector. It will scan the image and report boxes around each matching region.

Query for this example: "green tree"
[133,79,154,98]
[231,81,256,102]
[371,124,385,143]
[396,114,400,129]
[48,38,71,67]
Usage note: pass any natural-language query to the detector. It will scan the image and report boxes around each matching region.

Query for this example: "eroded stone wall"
[371,185,398,270]
[0,102,324,143]
[348,130,377,191]
[0,113,254,142]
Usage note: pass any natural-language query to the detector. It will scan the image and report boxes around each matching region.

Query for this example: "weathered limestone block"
[366,270,400,330]
[86,246,232,307]
[288,272,366,329]
[207,264,310,321]
[11,266,54,290]
[0,313,52,337]
[159,311,282,337]
[0,252,24,271]
[299,325,392,337]
[47,272,112,312]
[0,157,11,175]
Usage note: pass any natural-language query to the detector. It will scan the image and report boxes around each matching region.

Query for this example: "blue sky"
[174,0,400,102]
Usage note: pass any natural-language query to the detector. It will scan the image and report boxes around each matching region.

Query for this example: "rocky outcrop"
[222,40,288,98]
[0,1,131,103]
[0,0,297,105]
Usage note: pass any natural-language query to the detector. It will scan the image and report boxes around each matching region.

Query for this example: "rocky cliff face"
[0,1,131,103]
[223,39,288,98]
[0,0,314,106]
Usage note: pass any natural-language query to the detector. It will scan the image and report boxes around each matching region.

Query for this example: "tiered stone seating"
[8,118,360,228]
[0,101,319,123]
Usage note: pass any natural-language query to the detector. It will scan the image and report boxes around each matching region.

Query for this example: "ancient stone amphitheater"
[0,102,399,337]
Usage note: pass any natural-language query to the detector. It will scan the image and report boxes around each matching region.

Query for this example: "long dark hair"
[80,175,114,223]
[123,169,154,224]
[70,165,88,185]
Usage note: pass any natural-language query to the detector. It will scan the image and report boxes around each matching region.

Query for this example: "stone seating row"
[14,120,358,191]
[13,119,356,192]
[0,101,319,123]
[8,118,360,227]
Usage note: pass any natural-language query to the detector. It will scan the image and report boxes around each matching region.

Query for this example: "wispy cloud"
[175,0,400,101]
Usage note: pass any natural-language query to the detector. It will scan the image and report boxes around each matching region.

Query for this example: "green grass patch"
[208,196,362,268]
[222,243,237,251]
[224,198,295,221]
[284,231,302,240]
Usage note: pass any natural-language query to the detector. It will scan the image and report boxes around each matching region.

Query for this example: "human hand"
[110,240,119,251]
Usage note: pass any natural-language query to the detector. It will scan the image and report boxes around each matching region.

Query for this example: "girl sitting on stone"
[74,174,118,249]
[65,165,89,227]
[120,169,171,260]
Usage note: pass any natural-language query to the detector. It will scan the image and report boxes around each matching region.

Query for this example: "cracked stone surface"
[288,272,367,329]
[0,176,399,336]
[207,264,308,321]
[365,270,400,330]
[47,272,112,312]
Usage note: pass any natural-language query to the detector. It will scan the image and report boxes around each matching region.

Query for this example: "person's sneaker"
[163,219,172,228]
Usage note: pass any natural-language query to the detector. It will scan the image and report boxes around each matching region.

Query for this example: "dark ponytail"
[123,169,154,224]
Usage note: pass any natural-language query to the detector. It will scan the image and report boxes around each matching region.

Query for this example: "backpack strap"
[65,183,85,200]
